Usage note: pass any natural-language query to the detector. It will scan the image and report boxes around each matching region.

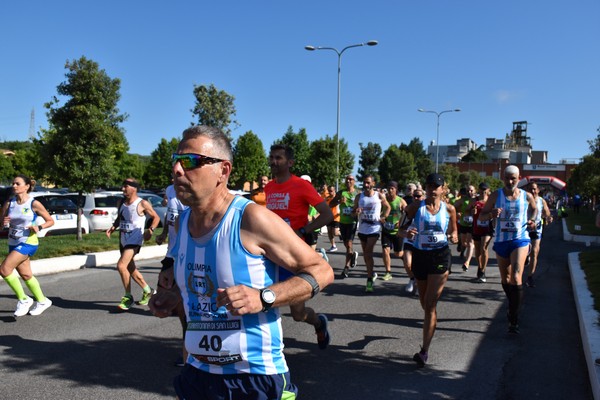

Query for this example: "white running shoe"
[328,246,338,252]
[14,296,34,317]
[405,278,415,293]
[29,298,53,316]
[372,272,378,281]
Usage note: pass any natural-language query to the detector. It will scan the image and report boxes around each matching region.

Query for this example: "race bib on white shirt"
[342,207,353,216]
[119,222,134,232]
[8,227,25,240]
[166,207,179,226]
[462,215,473,224]
[384,221,395,231]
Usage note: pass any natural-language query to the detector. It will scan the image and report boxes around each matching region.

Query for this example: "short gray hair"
[181,125,233,161]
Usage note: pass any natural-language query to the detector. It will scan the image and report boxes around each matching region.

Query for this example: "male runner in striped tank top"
[150,126,333,399]
[479,165,537,334]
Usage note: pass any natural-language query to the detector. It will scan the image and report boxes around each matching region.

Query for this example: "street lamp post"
[418,108,461,173]
[305,40,378,190]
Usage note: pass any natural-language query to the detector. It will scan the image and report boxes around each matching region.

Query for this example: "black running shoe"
[413,349,428,367]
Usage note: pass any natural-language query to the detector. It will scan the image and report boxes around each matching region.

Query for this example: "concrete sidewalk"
[563,219,600,400]
[29,244,168,276]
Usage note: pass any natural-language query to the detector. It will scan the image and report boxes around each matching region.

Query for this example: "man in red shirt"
[265,144,333,349]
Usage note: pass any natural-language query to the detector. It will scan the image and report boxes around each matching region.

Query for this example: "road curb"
[30,244,168,276]
[568,252,600,400]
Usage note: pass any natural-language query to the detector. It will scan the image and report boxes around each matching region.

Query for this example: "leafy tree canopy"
[231,130,268,190]
[358,142,382,183]
[273,126,311,177]
[191,84,238,141]
[37,56,129,192]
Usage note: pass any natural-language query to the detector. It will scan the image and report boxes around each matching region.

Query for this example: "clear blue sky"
[1,1,598,167]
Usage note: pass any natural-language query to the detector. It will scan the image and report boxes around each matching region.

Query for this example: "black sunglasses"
[172,153,224,170]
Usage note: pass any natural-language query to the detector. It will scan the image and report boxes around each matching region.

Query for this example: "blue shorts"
[493,239,530,259]
[174,364,297,400]
[9,243,38,257]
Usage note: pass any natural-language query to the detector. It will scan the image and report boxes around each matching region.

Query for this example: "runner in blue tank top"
[149,126,333,400]
[399,173,458,367]
[479,165,537,334]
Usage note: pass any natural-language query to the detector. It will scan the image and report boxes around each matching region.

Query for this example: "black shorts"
[339,222,357,242]
[160,256,174,271]
[303,231,318,246]
[174,365,298,400]
[411,246,452,280]
[472,233,492,242]
[358,232,379,241]
[458,225,472,235]
[120,244,141,255]
[327,221,339,230]
[381,230,402,252]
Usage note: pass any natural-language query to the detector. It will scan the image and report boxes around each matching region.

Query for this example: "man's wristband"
[37,225,43,231]
[297,273,320,298]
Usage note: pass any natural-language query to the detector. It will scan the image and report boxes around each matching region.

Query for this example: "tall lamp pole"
[418,108,461,173]
[305,40,378,190]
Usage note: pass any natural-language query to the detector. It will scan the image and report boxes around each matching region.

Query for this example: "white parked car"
[64,192,121,231]
[29,192,90,237]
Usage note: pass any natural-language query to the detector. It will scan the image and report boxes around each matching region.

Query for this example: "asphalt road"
[0,221,593,399]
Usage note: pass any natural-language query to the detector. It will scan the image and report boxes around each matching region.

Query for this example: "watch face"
[262,289,276,303]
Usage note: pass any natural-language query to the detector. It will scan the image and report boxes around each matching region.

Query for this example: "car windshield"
[36,196,77,210]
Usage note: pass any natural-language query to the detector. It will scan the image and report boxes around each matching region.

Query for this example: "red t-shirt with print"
[265,175,324,230]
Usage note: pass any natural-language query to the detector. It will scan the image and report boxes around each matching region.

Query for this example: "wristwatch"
[260,288,276,312]
[299,227,307,235]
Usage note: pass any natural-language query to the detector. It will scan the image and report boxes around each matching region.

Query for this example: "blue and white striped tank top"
[494,188,530,242]
[412,200,450,251]
[173,195,288,375]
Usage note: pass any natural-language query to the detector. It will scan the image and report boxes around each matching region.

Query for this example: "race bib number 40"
[185,319,244,365]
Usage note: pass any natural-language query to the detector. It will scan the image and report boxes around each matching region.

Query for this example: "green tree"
[379,145,417,188]
[400,137,432,181]
[568,155,600,199]
[438,164,461,192]
[460,146,488,162]
[308,135,335,187]
[191,84,239,140]
[357,142,382,183]
[144,138,179,189]
[231,130,268,190]
[38,56,129,239]
[273,126,311,176]
[0,154,15,184]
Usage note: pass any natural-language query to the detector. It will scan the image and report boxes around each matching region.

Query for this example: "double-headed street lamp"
[418,108,461,173]
[305,40,378,190]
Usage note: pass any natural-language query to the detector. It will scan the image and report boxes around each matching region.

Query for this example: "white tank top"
[7,196,39,246]
[119,197,145,246]
[358,192,382,235]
